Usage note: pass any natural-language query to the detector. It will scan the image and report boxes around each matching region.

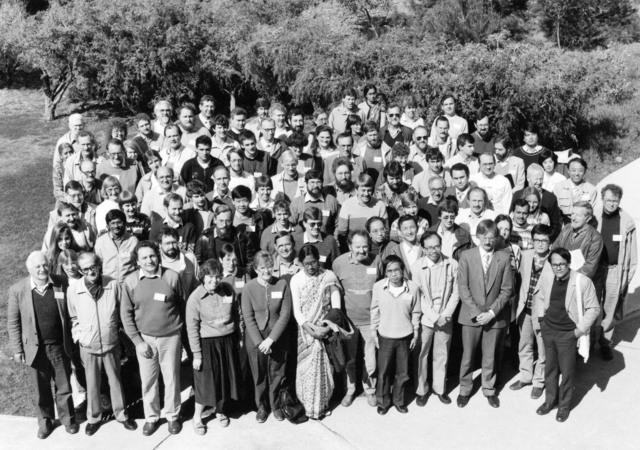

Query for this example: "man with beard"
[333,230,383,408]
[376,161,418,224]
[194,95,216,134]
[358,84,386,127]
[455,187,498,245]
[408,125,431,173]
[179,135,223,193]
[159,226,199,300]
[427,116,455,161]
[289,169,339,235]
[246,97,270,138]
[176,103,211,152]
[292,207,340,269]
[445,163,476,209]
[323,157,358,204]
[148,193,197,253]
[355,121,386,182]
[493,135,525,192]
[152,100,173,136]
[95,209,139,283]
[271,150,306,202]
[417,176,447,226]
[140,166,187,219]
[323,132,367,186]
[329,88,360,135]
[97,139,144,196]
[44,203,96,252]
[412,146,453,198]
[160,125,197,184]
[131,113,163,154]
[471,109,495,156]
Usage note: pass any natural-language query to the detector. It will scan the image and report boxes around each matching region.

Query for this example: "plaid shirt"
[525,257,546,310]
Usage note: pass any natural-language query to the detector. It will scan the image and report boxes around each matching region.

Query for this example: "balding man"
[511,163,562,240]
[54,113,85,170]
[470,153,512,215]
[417,176,447,225]
[152,100,173,136]
[271,150,306,202]
[96,139,144,195]
[160,124,197,184]
[63,131,98,185]
[77,160,103,205]
[8,252,79,439]
[140,166,187,218]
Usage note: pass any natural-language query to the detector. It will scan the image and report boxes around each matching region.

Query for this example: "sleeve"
[489,255,514,316]
[457,253,483,317]
[289,274,307,326]
[140,191,152,217]
[135,178,145,208]
[119,278,144,345]
[577,276,600,334]
[627,225,638,287]
[502,181,513,215]
[268,283,292,342]
[67,289,80,343]
[514,159,525,192]
[370,284,380,332]
[185,293,202,358]
[53,164,66,203]
[337,202,350,236]
[442,262,460,319]
[241,285,262,346]
[7,285,24,355]
[579,233,603,279]
[411,288,422,330]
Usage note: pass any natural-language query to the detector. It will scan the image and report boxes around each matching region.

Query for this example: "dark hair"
[305,169,323,183]
[298,244,320,262]
[213,114,229,129]
[199,259,223,283]
[476,219,498,236]
[179,102,197,115]
[186,179,207,198]
[288,108,304,122]
[195,135,212,148]
[342,87,357,99]
[332,156,353,174]
[231,185,252,201]
[523,122,539,135]
[105,209,126,225]
[118,190,137,207]
[346,114,362,133]
[549,247,571,264]
[158,226,180,243]
[456,133,474,148]
[132,241,161,266]
[303,206,322,222]
[475,107,489,122]
[531,224,552,238]
[391,142,410,159]
[420,230,442,247]
[538,148,558,167]
[383,161,404,179]
[163,124,181,137]
[200,95,215,105]
[65,180,84,194]
[438,198,459,217]
[366,216,386,232]
[601,183,623,199]
[383,254,404,273]
[144,149,162,163]
[274,231,294,248]
[568,157,588,170]
[397,214,418,229]
[135,113,151,124]
[348,229,370,246]
[218,243,237,260]
[285,131,307,149]
[355,173,375,188]
[363,84,377,97]
[255,97,270,109]
[450,163,470,177]
[163,192,183,208]
[335,132,354,146]
[513,198,530,210]
[363,120,380,134]
[440,93,456,106]
[255,175,273,190]
[435,115,450,127]
[273,199,290,214]
[426,147,444,162]
[230,107,247,118]
[239,130,257,144]
[494,215,512,231]
[57,202,79,216]
[494,134,513,150]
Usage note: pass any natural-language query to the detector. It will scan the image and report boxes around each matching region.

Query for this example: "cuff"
[193,352,202,359]
[131,334,144,346]
[488,310,496,318]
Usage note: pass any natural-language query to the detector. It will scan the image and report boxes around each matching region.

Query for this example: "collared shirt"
[303,232,322,244]
[437,223,458,258]
[384,279,410,297]
[139,269,160,280]
[30,277,54,295]
[401,241,421,270]
[478,247,494,272]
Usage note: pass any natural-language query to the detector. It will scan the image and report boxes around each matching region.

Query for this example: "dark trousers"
[30,344,75,429]
[376,334,411,408]
[459,325,505,397]
[542,324,577,409]
[246,327,287,412]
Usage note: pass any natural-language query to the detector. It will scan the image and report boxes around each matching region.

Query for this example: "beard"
[337,178,353,191]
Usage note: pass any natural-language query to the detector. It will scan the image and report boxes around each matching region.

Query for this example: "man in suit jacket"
[457,219,514,408]
[383,215,427,280]
[7,251,79,439]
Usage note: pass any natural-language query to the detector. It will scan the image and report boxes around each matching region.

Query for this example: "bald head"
[527,163,544,190]
[156,166,174,179]
[80,160,96,175]
[26,251,50,283]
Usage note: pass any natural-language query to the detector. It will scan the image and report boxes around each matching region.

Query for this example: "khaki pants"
[80,346,128,424]
[416,323,452,396]
[345,324,377,396]
[516,312,545,388]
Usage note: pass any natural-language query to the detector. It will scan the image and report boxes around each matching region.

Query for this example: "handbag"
[278,380,309,425]
[575,273,590,363]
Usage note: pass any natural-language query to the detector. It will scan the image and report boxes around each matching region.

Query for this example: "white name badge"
[153,293,166,302]
[322,210,330,217]
[366,267,377,275]
[150,143,160,150]
[254,172,263,177]
[319,255,327,263]
[54,292,65,299]
[569,249,585,271]
[235,281,245,289]
[272,291,283,299]
[248,225,256,232]
[613,235,622,242]
[374,156,382,163]
[223,296,233,304]
[189,139,196,147]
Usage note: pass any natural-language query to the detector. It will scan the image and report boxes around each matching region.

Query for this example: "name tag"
[189,139,196,147]
[153,293,166,302]
[272,291,283,299]
[150,143,160,150]
[54,292,65,299]
[235,281,245,289]
[248,225,256,232]
[374,156,382,163]
[613,234,622,242]
[580,194,590,201]
[319,255,327,263]
[366,267,377,275]
[223,296,233,304]
[254,172,263,177]
[322,210,330,217]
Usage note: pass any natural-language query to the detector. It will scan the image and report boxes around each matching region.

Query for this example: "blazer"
[383,241,427,280]
[411,256,460,327]
[457,247,514,328]
[515,250,554,321]
[533,270,600,336]
[241,278,292,346]
[552,224,603,279]
[7,274,73,366]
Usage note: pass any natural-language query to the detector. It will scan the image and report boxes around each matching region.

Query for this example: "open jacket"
[596,209,638,294]
[411,256,460,327]
[515,250,554,323]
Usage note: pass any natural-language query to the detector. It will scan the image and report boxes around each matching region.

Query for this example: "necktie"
[483,254,491,274]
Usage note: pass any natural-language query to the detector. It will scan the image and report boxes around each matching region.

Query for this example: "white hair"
[26,251,49,270]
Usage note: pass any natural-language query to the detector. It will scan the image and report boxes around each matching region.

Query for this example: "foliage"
[0,1,27,88]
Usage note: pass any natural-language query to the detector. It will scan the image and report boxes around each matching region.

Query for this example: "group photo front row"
[7,90,637,439]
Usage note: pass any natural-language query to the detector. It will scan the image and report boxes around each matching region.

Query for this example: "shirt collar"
[139,268,160,280]
[424,256,444,268]
[30,277,54,292]
[478,247,494,260]
[383,279,409,294]
[304,192,324,203]
[304,232,322,244]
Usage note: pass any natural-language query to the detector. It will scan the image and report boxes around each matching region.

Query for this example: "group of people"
[8,86,637,440]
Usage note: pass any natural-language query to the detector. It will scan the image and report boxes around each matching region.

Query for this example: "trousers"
[416,323,452,396]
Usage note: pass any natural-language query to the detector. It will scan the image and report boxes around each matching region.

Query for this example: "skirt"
[193,335,240,408]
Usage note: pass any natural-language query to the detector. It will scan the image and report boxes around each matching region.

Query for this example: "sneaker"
[193,421,206,436]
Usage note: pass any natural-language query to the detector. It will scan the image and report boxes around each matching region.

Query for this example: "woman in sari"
[289,244,342,419]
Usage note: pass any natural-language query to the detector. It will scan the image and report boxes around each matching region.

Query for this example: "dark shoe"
[273,409,285,422]
[142,421,159,436]
[509,380,532,391]
[85,422,100,436]
[531,387,544,400]
[536,402,557,416]
[487,395,500,408]
[37,420,53,440]
[167,420,182,435]
[457,395,470,408]
[416,394,428,407]
[600,345,613,361]
[377,406,390,415]
[65,422,79,434]
[121,419,137,431]
[556,407,570,422]
[395,404,408,414]
[256,407,268,423]
[341,394,354,407]
[437,393,452,405]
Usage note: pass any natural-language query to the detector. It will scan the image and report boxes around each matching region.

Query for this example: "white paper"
[54,292,65,299]
[366,267,377,275]
[322,210,330,217]
[319,255,327,263]
[569,249,585,271]
[613,235,622,242]
[235,281,245,289]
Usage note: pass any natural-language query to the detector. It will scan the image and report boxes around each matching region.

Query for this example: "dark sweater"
[180,157,223,193]
[600,211,621,265]
[33,288,63,345]
[544,276,574,331]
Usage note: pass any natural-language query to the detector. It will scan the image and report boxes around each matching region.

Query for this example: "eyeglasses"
[307,222,322,228]
[263,128,276,132]
[388,113,400,118]
[81,170,96,176]
[424,245,441,252]
[533,239,550,245]
[415,136,428,141]
[551,263,568,269]
[302,260,319,268]
[256,265,273,272]
[79,265,99,274]
[604,199,620,205]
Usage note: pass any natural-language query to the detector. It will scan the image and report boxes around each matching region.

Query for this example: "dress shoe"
[65,422,80,434]
[437,393,452,405]
[531,387,544,400]
[256,407,269,423]
[395,404,408,414]
[273,408,285,421]
[536,402,557,416]
[142,421,159,436]
[556,407,570,422]
[37,420,53,440]
[366,394,377,407]
[85,422,100,436]
[415,394,428,407]
[168,420,182,435]
[377,406,389,415]
[600,345,613,361]
[218,414,230,428]
[341,394,354,407]
[487,395,500,408]
[121,419,137,431]
[509,380,532,391]
[457,395,470,408]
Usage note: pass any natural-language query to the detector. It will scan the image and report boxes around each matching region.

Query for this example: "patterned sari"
[295,269,341,419]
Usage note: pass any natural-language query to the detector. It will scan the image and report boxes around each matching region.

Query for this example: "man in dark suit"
[457,219,514,408]
[7,251,79,439]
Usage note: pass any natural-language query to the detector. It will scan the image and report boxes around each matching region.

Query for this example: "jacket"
[552,224,603,279]
[94,232,139,283]
[553,179,601,219]
[241,278,292,345]
[382,241,427,280]
[194,225,256,270]
[515,250,554,323]
[596,208,638,294]
[411,256,460,327]
[427,221,474,262]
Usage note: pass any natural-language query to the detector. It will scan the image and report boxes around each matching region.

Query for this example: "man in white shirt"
[152,100,173,136]
[160,124,197,184]
[328,88,359,135]
[471,153,512,215]
[444,163,475,209]
[412,147,452,197]
[140,167,187,218]
[455,187,498,245]
[493,136,525,192]
[177,103,210,151]
[427,116,455,161]
[54,113,85,170]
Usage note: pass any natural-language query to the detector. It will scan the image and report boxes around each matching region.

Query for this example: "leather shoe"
[437,393,452,405]
[415,394,428,407]
[273,409,285,421]
[377,406,389,415]
[395,404,408,414]
[37,420,53,440]
[85,422,100,436]
[256,407,268,423]
[121,419,137,431]
[341,394,354,407]
[457,395,470,408]
[487,395,500,408]
[65,422,79,434]
[600,345,613,361]
[536,402,557,416]
[168,420,182,435]
[142,421,159,436]
[556,407,570,422]
[509,380,532,391]
[366,394,377,407]
[531,387,544,399]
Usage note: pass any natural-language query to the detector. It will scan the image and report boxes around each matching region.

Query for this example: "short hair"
[387,102,401,112]
[273,200,290,214]
[199,259,223,283]
[348,229,370,246]
[154,99,172,113]
[513,198,530,210]
[522,187,541,203]
[538,148,557,167]
[450,163,470,177]
[186,179,207,198]
[312,108,327,120]
[118,190,137,207]
[332,156,353,174]
[523,122,539,134]
[26,251,50,271]
[568,157,588,170]
[355,173,375,188]
[77,251,101,268]
[253,250,274,269]
[397,214,418,229]
[366,216,386,232]
[218,243,237,260]
[288,108,304,121]
[456,133,474,148]
[163,192,183,208]
[527,163,544,177]
[315,125,333,139]
[285,131,307,149]
[428,175,445,188]
[383,161,404,179]
[342,87,357,98]
[363,120,379,134]
[179,102,197,115]
[531,224,553,238]
[159,226,180,243]
[255,175,273,190]
[132,241,161,266]
[255,97,270,109]
[230,107,247,118]
[144,149,162,163]
[200,95,215,105]
[391,142,410,159]
[231,185,252,201]
[549,247,571,264]
[426,147,444,162]
[195,135,212,148]
[110,119,128,136]
[280,149,299,165]
[303,206,322,222]
[69,113,84,125]
[100,176,122,197]
[438,198,459,217]
[435,115,450,127]
[363,84,377,96]
[494,214,512,231]
[440,93,456,105]
[57,249,79,268]
[573,200,593,216]
[298,244,320,262]
[476,219,497,237]
[475,107,489,122]
[65,180,84,194]
[164,123,182,137]
[239,130,256,144]
[305,169,323,183]
[226,147,242,160]
[274,231,294,248]
[383,254,404,273]
[213,164,230,177]
[400,190,419,208]
[494,134,513,149]
[601,184,623,199]
[106,138,125,153]
[105,209,126,225]
[269,102,287,117]
[336,132,354,145]
[467,186,488,202]
[420,230,442,247]
[346,114,362,131]
[213,114,229,128]
[401,95,417,109]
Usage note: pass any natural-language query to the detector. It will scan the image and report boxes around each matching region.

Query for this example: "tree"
[0,1,27,88]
